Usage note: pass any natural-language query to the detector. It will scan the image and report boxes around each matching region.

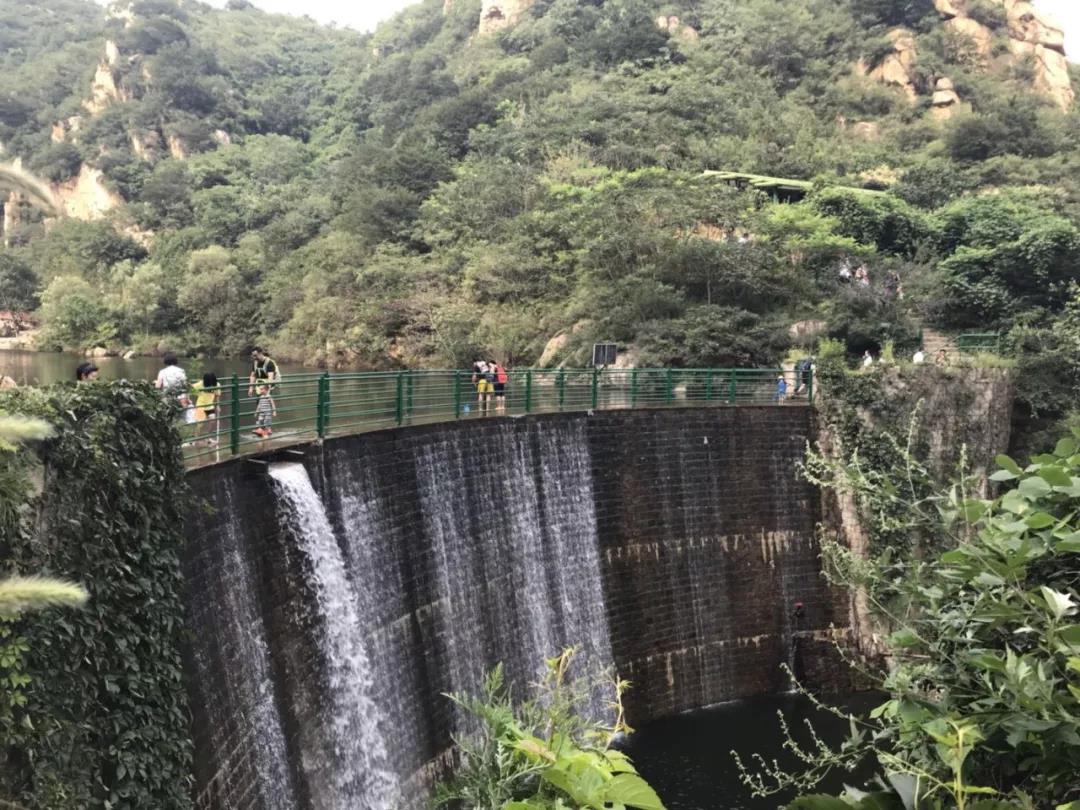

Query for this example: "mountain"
[0,0,1077,409]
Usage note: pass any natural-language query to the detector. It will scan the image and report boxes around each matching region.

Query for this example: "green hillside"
[1,0,1079,438]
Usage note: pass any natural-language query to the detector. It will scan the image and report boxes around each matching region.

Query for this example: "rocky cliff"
[478,0,536,34]
[861,0,1073,112]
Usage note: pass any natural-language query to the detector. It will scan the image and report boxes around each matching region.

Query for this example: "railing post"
[405,371,414,419]
[557,369,566,411]
[395,371,404,426]
[807,367,814,404]
[665,368,674,404]
[591,367,599,410]
[454,370,462,419]
[229,374,240,455]
[316,373,327,438]
[705,371,713,402]
[630,369,638,407]
[728,370,737,404]
[524,370,533,414]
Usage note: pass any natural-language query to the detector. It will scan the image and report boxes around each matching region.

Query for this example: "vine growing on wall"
[0,382,194,810]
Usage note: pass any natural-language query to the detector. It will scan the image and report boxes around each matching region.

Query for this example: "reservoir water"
[0,348,317,386]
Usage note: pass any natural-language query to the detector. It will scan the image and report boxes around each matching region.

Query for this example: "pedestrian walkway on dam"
[182,366,814,468]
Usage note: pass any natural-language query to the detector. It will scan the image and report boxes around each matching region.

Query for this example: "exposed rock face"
[852,120,882,140]
[84,60,130,115]
[130,129,160,161]
[478,0,534,34]
[789,320,827,345]
[931,76,962,119]
[654,14,699,42]
[862,0,1073,111]
[167,134,188,160]
[2,192,21,247]
[50,116,82,144]
[52,165,122,221]
[859,28,918,102]
[946,15,993,56]
[934,0,1073,109]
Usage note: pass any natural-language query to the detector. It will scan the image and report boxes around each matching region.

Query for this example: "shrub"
[751,438,1080,809]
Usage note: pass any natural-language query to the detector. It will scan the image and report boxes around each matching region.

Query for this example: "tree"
[37,275,115,349]
[0,255,40,333]
[176,246,253,355]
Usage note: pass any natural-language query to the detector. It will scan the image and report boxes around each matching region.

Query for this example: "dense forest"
[0,0,1079,437]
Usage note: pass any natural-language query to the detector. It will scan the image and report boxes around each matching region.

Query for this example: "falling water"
[268,462,397,810]
[413,422,614,714]
[534,422,614,708]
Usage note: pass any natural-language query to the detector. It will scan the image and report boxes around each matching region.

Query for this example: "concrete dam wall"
[183,408,839,810]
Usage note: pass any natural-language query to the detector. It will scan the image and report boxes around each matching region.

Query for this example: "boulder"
[1009,38,1075,110]
[931,76,962,119]
[1004,1,1066,53]
[123,350,137,360]
[933,0,965,17]
[946,16,993,57]
[862,29,918,102]
[538,332,571,368]
[0,375,17,389]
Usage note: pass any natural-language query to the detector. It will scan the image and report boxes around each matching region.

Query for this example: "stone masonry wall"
[182,407,842,810]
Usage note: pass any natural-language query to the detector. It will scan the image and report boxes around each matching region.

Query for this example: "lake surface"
[619,692,882,810]
[0,350,318,386]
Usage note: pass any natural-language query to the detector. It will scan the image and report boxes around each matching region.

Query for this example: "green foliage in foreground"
[0,382,192,810]
[746,436,1080,809]
[434,648,664,810]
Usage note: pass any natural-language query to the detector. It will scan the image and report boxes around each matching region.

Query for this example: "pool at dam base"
[623,691,881,810]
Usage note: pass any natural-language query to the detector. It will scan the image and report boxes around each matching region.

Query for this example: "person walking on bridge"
[248,347,278,396]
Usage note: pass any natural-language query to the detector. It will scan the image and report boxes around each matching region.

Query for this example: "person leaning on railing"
[248,347,278,396]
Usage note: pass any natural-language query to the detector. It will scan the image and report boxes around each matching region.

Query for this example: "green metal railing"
[956,332,1001,354]
[180,367,813,467]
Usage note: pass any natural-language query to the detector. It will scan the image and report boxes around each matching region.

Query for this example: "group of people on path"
[774,356,815,402]
[862,347,948,367]
[144,348,279,444]
[471,359,509,415]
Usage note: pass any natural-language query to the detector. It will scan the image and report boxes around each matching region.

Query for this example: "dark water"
[619,692,882,810]
[0,349,317,386]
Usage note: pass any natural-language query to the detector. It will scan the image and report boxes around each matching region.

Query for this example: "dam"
[183,406,843,809]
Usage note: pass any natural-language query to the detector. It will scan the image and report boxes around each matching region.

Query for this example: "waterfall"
[412,422,614,712]
[534,422,614,708]
[268,463,397,810]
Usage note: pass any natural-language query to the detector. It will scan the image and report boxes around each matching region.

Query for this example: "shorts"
[256,411,273,428]
[493,382,505,394]
[477,380,493,394]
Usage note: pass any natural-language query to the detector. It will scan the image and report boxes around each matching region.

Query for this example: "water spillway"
[183,408,841,809]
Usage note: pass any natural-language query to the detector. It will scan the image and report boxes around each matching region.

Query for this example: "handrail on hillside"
[956,332,1001,354]
[181,366,813,468]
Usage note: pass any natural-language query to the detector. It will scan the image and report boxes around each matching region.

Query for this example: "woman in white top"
[154,352,188,396]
